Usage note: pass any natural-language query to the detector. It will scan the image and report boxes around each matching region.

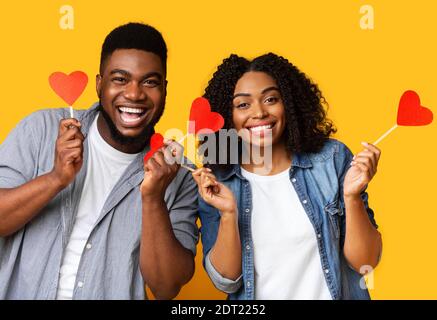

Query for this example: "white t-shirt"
[241,167,332,300]
[56,114,139,300]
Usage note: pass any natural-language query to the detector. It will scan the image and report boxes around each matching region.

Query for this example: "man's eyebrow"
[261,86,280,94]
[141,72,163,81]
[110,69,131,77]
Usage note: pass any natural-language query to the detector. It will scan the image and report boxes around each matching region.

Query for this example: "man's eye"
[143,79,160,87]
[112,77,126,84]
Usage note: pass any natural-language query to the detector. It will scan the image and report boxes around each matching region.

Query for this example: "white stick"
[373,124,398,146]
[69,106,74,119]
[180,163,195,172]
[177,133,189,144]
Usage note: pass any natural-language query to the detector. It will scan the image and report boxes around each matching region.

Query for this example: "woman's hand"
[192,168,237,217]
[343,142,381,198]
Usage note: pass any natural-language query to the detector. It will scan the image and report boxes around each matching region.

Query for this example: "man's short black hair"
[100,22,167,74]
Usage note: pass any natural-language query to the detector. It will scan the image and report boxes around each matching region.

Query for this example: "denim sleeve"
[168,166,200,256]
[0,115,39,188]
[204,250,242,294]
[336,141,379,249]
[198,197,242,293]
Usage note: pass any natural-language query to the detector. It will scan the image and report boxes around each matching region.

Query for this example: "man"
[0,23,198,300]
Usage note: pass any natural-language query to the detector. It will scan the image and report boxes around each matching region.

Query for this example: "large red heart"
[49,71,88,105]
[188,97,224,134]
[397,90,433,126]
[144,133,164,162]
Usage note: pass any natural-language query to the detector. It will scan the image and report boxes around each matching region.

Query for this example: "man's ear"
[96,74,102,98]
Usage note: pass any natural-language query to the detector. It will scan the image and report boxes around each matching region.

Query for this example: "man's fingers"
[59,118,81,136]
[58,125,84,143]
[60,138,84,150]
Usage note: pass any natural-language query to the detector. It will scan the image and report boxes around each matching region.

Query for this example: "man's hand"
[140,139,183,201]
[50,118,85,188]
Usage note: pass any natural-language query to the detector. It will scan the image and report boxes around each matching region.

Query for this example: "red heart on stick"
[144,133,164,162]
[397,90,433,126]
[188,97,224,134]
[49,71,88,105]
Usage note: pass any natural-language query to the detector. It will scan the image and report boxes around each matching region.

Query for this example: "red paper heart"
[397,90,433,126]
[188,97,224,134]
[49,71,88,105]
[144,133,164,162]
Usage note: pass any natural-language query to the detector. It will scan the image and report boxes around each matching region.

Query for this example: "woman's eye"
[236,102,249,109]
[265,97,278,104]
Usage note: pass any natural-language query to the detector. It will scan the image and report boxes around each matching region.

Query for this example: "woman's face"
[232,71,286,148]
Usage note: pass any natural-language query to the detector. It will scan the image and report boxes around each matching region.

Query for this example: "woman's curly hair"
[202,52,336,167]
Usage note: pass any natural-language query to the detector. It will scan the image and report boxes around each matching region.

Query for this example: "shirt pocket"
[324,198,343,239]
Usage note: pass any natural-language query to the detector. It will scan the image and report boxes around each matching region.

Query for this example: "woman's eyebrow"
[261,86,280,94]
[233,92,251,100]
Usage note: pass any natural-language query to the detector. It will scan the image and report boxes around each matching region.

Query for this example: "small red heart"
[397,90,433,126]
[188,97,225,134]
[49,71,88,106]
[144,133,164,162]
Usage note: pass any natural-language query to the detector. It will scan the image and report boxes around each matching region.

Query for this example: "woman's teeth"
[249,124,272,132]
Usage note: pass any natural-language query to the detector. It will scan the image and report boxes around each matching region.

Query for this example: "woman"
[192,53,382,300]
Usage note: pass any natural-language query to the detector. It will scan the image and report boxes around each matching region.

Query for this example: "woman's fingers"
[361,142,381,161]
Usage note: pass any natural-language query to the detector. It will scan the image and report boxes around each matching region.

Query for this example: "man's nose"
[123,82,146,101]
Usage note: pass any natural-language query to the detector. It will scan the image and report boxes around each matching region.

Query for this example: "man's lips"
[116,104,150,127]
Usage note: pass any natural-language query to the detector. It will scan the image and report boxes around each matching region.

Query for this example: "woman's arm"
[342,142,382,274]
[193,168,242,281]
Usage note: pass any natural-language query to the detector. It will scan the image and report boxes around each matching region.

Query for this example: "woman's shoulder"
[306,138,353,163]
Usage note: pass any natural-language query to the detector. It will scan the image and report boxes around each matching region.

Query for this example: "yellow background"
[1,0,436,299]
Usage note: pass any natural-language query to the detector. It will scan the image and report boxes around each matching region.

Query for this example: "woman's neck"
[241,140,292,176]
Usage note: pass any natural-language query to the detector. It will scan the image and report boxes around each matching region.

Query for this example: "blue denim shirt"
[199,139,378,300]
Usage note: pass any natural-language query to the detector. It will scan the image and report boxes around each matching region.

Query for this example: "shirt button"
[325,269,330,274]
[292,178,296,183]
[246,245,251,250]
[77,281,84,288]
[303,200,308,204]
[245,208,250,213]
[86,243,92,250]
[317,234,321,238]
[247,281,251,287]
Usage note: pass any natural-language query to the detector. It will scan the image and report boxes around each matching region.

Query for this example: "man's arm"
[139,140,196,299]
[0,118,84,237]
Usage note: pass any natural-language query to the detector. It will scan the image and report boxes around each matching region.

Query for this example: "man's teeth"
[119,106,144,114]
[249,124,272,132]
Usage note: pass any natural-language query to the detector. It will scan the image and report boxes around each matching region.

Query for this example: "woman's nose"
[251,102,268,119]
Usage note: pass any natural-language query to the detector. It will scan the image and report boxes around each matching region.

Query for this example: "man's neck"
[96,113,147,154]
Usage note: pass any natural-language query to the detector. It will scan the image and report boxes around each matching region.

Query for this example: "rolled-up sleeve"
[198,196,242,294]
[0,115,39,188]
[204,249,242,294]
[168,165,199,256]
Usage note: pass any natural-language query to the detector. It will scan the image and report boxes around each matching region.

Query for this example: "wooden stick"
[373,124,398,146]
[180,163,195,172]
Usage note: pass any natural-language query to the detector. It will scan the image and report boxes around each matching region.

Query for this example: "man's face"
[96,49,166,146]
